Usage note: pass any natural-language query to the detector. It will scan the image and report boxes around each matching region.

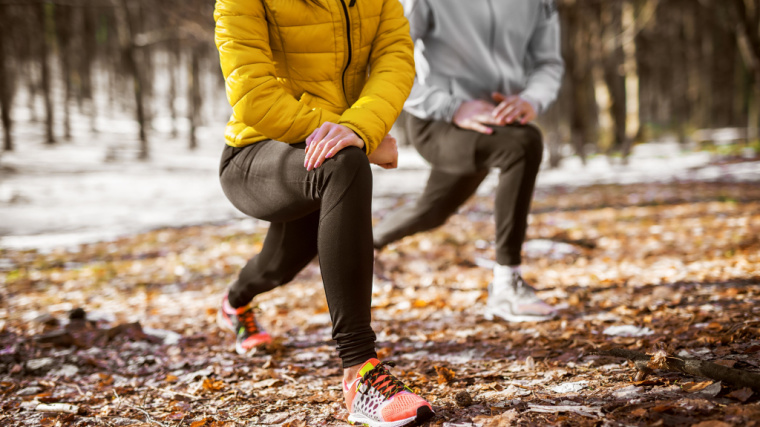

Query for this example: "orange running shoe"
[217,293,272,354]
[344,359,434,427]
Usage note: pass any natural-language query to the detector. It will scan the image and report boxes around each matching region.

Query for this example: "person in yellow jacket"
[213,0,434,425]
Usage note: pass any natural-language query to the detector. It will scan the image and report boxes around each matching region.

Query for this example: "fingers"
[493,96,521,124]
[305,125,339,169]
[304,123,363,170]
[519,109,536,125]
[324,138,348,160]
[464,119,493,135]
[504,104,524,124]
[305,125,330,166]
[312,137,343,170]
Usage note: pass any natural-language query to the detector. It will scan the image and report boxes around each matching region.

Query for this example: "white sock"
[494,264,521,281]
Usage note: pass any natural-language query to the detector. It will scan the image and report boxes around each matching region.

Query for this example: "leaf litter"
[1,180,760,425]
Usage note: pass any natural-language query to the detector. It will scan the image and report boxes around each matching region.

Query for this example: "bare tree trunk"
[564,3,597,164]
[694,2,714,130]
[80,2,98,132]
[732,0,760,142]
[0,8,13,152]
[188,45,201,150]
[113,0,149,160]
[57,4,73,141]
[600,1,627,156]
[621,0,644,156]
[37,1,55,145]
[168,39,180,139]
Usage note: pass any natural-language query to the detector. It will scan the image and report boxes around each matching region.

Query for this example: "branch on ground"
[592,348,760,391]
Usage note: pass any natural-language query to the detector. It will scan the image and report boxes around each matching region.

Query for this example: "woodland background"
[1,0,760,161]
[1,1,760,426]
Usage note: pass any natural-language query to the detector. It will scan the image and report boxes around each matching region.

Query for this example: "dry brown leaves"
[1,179,759,426]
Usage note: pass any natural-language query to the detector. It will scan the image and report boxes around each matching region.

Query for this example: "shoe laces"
[357,362,407,400]
[237,308,260,334]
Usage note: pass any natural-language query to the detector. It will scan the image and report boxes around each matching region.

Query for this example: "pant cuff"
[496,252,522,266]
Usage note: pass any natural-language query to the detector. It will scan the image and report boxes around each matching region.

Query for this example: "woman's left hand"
[304,122,365,171]
[368,134,398,169]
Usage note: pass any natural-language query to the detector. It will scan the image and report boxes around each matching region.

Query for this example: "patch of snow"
[550,380,589,394]
[613,385,643,398]
[50,364,79,378]
[603,325,654,337]
[3,102,760,251]
[523,239,581,259]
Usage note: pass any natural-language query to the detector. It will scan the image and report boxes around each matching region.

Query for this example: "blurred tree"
[36,1,55,145]
[731,0,760,142]
[113,0,149,159]
[0,3,14,151]
[0,0,754,164]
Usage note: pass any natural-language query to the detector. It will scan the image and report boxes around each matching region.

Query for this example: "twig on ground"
[146,385,202,401]
[127,404,170,427]
[35,403,80,414]
[592,348,760,391]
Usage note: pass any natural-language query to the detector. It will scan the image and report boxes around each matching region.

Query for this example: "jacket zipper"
[339,0,353,104]
[486,0,503,92]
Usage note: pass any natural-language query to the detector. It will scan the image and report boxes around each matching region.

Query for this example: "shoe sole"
[483,309,555,323]
[348,406,434,427]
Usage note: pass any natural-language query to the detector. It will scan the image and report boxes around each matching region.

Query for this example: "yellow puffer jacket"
[214,0,415,155]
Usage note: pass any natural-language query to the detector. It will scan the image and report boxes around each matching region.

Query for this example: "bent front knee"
[324,145,371,180]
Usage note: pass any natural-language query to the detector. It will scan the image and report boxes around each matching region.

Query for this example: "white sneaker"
[484,267,557,322]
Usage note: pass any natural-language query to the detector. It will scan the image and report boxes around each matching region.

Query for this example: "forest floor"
[2,152,760,425]
[2,113,760,426]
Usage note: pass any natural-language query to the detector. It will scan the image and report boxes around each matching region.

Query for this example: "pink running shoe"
[217,294,272,354]
[344,359,434,427]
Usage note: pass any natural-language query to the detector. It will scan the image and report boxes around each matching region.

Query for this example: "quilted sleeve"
[214,0,341,143]
[337,0,415,154]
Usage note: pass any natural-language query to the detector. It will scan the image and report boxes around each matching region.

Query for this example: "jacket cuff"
[442,96,465,123]
[519,93,543,116]
[339,122,372,155]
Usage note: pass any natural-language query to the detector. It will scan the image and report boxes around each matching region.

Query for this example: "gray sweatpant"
[374,114,543,266]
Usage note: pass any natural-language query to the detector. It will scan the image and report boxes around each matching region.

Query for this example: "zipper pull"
[349,0,356,6]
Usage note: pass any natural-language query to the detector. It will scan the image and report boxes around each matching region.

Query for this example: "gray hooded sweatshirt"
[401,0,564,122]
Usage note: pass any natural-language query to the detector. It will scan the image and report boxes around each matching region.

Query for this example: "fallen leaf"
[201,378,226,392]
[681,381,714,393]
[726,387,753,402]
[630,408,647,417]
[648,349,669,370]
[473,409,519,426]
[691,421,731,427]
[713,359,736,368]
[696,382,722,398]
[190,418,212,427]
[434,365,456,385]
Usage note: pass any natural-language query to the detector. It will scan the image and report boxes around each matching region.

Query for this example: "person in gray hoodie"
[374,0,564,322]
